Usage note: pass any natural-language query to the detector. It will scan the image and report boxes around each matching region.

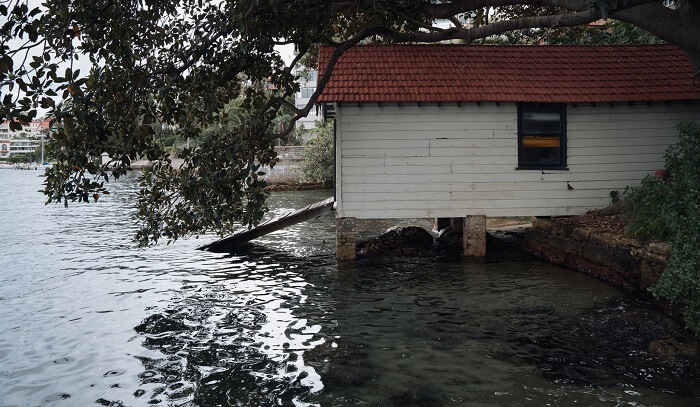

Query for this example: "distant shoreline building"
[0,120,51,159]
[294,69,321,144]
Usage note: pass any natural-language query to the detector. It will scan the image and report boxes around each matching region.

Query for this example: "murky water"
[0,169,698,406]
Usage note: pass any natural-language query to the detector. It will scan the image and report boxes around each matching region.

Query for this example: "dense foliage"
[625,122,700,334]
[2,0,699,244]
[298,120,333,185]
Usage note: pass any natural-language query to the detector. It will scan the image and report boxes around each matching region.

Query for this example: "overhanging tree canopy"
[2,0,698,244]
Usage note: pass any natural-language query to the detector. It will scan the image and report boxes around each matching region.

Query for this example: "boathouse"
[317,44,700,259]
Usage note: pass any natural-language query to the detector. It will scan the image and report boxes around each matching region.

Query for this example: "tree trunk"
[593,197,632,216]
[613,2,700,72]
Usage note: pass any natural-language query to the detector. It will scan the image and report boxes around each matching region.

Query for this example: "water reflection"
[306,259,700,406]
[129,247,333,406]
[0,170,699,406]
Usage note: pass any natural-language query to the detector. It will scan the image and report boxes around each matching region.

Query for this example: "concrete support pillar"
[463,215,487,257]
[336,217,356,260]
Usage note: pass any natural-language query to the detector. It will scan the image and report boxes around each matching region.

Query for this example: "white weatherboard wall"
[335,102,700,219]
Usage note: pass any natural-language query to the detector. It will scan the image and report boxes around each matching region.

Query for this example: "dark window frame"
[517,103,568,170]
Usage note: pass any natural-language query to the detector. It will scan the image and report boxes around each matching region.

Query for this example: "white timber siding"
[335,102,700,219]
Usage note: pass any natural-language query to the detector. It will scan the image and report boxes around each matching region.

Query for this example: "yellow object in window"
[522,136,560,148]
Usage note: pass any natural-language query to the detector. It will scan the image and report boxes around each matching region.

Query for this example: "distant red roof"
[317,44,700,103]
[38,119,52,130]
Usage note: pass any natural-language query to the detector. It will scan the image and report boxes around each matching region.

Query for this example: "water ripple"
[1,171,699,406]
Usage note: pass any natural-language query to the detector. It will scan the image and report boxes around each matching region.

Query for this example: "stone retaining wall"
[521,219,670,292]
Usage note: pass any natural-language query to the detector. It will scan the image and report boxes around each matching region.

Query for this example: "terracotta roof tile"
[317,44,700,103]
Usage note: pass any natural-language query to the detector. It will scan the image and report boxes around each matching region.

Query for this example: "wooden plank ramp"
[198,197,334,252]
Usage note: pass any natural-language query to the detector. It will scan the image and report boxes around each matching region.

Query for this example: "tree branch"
[163,25,238,75]
[416,0,658,17]
[362,9,601,43]
[261,25,390,144]
[448,16,464,29]
[611,2,700,70]
[386,5,448,32]
[278,97,301,115]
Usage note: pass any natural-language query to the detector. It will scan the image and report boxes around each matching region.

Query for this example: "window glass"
[521,105,561,134]
[519,103,565,168]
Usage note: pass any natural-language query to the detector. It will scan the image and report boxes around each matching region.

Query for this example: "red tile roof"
[317,44,700,103]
